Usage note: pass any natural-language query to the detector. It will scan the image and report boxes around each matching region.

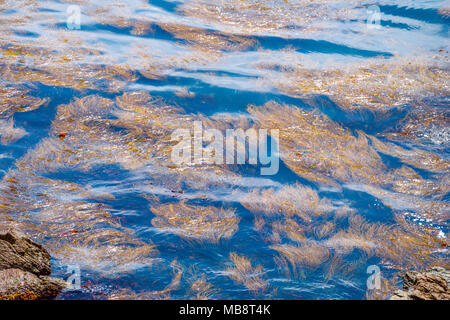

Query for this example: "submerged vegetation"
[0,0,448,300]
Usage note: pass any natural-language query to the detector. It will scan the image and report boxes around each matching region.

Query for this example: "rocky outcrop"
[0,268,67,300]
[0,231,66,300]
[390,267,450,300]
[0,231,51,276]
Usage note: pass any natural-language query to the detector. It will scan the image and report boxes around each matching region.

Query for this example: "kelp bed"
[0,0,448,299]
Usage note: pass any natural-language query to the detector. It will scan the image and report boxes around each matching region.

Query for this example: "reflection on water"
[0,0,448,299]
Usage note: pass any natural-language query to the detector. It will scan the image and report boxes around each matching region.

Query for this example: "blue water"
[0,1,449,300]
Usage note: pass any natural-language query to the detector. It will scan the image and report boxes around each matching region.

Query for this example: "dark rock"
[0,231,66,300]
[0,231,51,276]
[390,267,450,300]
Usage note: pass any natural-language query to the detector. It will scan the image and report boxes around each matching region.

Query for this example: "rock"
[0,231,51,276]
[390,267,450,300]
[0,269,67,300]
[390,290,410,300]
[0,231,66,300]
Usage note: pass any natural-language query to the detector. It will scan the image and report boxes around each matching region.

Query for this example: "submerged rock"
[0,231,66,300]
[390,267,450,300]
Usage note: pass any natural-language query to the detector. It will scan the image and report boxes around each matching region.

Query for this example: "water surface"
[0,0,448,300]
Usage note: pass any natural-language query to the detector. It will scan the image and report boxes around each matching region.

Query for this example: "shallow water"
[0,0,449,299]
